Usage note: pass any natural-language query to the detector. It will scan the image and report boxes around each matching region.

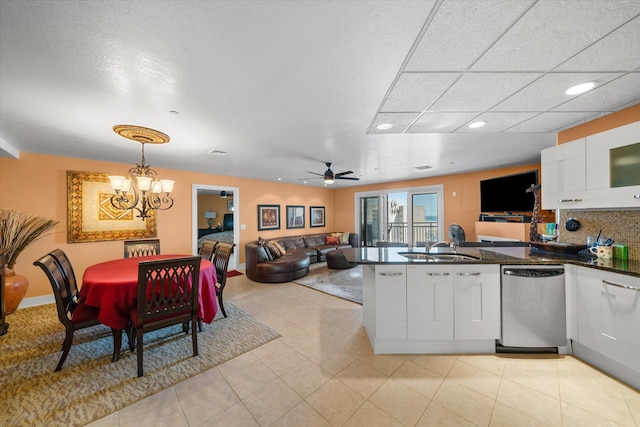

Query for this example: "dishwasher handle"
[503,268,564,278]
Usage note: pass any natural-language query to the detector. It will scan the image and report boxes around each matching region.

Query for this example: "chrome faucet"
[428,240,457,253]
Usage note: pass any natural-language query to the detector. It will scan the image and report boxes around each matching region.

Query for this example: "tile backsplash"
[558,209,640,260]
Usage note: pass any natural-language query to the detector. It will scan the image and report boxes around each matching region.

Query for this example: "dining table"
[81,254,218,330]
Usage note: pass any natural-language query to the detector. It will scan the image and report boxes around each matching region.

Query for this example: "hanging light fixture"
[108,125,175,220]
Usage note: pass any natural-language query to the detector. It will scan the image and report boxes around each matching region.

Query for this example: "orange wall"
[557,104,640,144]
[334,164,542,243]
[0,152,334,299]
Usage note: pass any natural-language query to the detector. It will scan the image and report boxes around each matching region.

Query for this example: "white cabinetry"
[541,138,586,210]
[366,263,500,354]
[584,121,640,208]
[574,266,640,389]
[453,264,501,339]
[373,265,407,339]
[541,121,640,210]
[407,265,453,340]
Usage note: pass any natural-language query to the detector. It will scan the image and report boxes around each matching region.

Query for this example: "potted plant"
[0,208,58,314]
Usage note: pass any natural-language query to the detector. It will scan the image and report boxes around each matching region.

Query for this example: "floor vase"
[4,266,28,315]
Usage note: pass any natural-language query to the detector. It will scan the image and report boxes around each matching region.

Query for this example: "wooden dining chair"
[120,256,201,377]
[123,238,161,258]
[199,240,217,261]
[212,242,235,318]
[33,252,101,371]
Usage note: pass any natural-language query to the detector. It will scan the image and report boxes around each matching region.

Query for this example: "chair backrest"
[33,253,73,326]
[49,249,80,299]
[212,242,235,284]
[376,241,409,247]
[199,240,217,261]
[136,256,201,330]
[124,239,161,258]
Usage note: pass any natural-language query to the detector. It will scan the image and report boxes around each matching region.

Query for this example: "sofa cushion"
[273,241,286,255]
[257,237,273,261]
[304,235,325,247]
[281,236,305,250]
[325,235,340,245]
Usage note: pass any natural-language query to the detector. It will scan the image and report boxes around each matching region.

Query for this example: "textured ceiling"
[1,0,639,188]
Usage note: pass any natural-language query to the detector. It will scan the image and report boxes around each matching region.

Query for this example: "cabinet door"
[406,265,454,340]
[576,267,640,372]
[374,265,407,339]
[453,265,500,340]
[541,138,586,209]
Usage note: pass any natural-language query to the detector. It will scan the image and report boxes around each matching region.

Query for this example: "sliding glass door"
[356,185,444,247]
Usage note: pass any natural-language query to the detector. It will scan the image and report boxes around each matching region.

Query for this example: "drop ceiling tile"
[505,111,601,132]
[369,112,422,134]
[405,0,533,71]
[430,72,542,111]
[493,72,623,111]
[556,16,640,71]
[471,0,640,71]
[553,72,640,112]
[455,112,540,133]
[406,112,479,133]
[381,72,460,112]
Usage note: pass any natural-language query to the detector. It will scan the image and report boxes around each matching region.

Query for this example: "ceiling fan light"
[324,177,334,184]
[565,82,596,95]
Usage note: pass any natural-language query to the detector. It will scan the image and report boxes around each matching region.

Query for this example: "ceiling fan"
[304,162,360,184]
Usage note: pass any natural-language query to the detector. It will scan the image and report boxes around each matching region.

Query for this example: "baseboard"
[18,294,55,309]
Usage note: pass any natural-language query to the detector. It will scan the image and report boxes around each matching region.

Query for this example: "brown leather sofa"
[245,233,359,283]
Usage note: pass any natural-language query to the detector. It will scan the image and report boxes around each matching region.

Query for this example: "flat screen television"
[480,170,538,214]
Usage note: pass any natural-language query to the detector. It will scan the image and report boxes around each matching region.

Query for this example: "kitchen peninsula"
[341,246,640,390]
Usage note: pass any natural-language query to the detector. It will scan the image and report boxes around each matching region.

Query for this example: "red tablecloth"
[81,255,218,329]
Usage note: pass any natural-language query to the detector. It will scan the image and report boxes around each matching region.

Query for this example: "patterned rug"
[227,270,243,278]
[294,265,363,304]
[0,302,280,427]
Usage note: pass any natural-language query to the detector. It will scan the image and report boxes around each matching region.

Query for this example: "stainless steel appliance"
[499,265,566,350]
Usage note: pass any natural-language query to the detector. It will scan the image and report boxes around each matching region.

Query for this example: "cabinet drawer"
[374,265,406,284]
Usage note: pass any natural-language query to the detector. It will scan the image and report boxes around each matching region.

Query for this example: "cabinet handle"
[379,272,403,277]
[602,280,640,292]
[457,272,481,276]
[558,198,583,203]
[426,272,450,276]
[601,332,617,341]
[634,194,640,200]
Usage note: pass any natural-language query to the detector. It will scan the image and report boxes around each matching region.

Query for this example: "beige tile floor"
[87,271,640,427]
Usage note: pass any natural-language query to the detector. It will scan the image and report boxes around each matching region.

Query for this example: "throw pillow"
[265,241,282,258]
[273,241,286,255]
[325,235,340,245]
[339,232,350,245]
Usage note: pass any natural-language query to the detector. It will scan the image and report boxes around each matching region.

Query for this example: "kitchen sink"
[398,252,480,261]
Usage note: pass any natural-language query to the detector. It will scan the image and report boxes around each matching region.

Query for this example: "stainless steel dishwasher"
[499,265,566,350]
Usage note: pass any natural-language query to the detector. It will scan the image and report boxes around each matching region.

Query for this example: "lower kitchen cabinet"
[364,263,500,354]
[453,264,501,340]
[574,266,640,388]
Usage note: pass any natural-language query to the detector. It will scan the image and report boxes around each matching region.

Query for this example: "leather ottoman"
[326,249,357,269]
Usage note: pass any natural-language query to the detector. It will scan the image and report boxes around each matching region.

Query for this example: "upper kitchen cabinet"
[584,121,640,208]
[541,137,586,210]
[542,121,640,210]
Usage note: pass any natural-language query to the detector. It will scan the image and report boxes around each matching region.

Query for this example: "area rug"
[227,270,243,278]
[294,265,363,304]
[0,302,280,427]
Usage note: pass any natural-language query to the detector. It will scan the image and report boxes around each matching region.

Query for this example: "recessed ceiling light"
[277,177,282,181]
[468,121,486,129]
[376,123,393,130]
[565,82,596,95]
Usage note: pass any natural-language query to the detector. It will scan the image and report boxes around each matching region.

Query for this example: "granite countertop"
[341,246,640,278]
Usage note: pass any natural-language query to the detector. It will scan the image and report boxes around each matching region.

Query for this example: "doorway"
[355,185,444,247]
[192,184,240,270]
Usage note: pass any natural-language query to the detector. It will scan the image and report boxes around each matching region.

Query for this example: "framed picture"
[258,204,280,231]
[310,206,325,228]
[227,199,234,211]
[286,205,305,229]
[67,170,157,243]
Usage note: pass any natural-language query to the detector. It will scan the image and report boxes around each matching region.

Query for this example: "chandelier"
[108,125,175,220]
